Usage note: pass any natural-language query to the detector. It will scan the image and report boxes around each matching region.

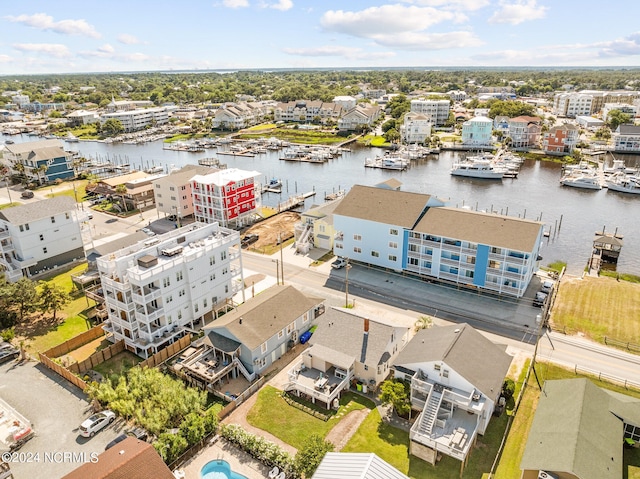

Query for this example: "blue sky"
[3,0,640,74]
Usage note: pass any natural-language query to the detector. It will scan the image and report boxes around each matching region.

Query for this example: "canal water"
[4,134,640,275]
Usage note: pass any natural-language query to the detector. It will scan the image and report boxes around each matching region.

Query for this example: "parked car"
[104,427,149,450]
[0,344,19,364]
[533,291,548,307]
[540,279,555,294]
[167,214,177,221]
[20,190,34,199]
[90,195,106,205]
[79,410,115,437]
[241,233,259,247]
[139,227,156,236]
[331,257,347,269]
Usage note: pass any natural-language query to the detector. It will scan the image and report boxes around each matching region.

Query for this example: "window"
[224,285,229,293]
[388,255,397,261]
[443,369,449,378]
[177,310,182,320]
[39,234,44,241]
[371,251,379,257]
[163,277,171,288]
[209,256,215,266]
[155,184,160,189]
[221,251,227,261]
[353,247,361,254]
[210,273,215,281]
[194,303,199,313]
[176,271,183,281]
[19,225,24,232]
[409,257,418,266]
[222,267,228,275]
[25,223,29,231]
[51,216,55,223]
[278,330,284,339]
[179,289,185,297]
[389,228,398,235]
[203,298,207,308]
[261,342,267,354]
[434,364,441,371]
[166,295,173,303]
[286,321,295,334]
[43,247,48,254]
[353,234,362,241]
[389,242,398,249]
[169,186,175,191]
[409,244,418,252]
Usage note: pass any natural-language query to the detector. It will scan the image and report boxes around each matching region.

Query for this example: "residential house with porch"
[153,165,218,221]
[613,124,640,153]
[508,116,542,148]
[542,123,579,155]
[90,171,162,212]
[2,139,74,184]
[285,307,410,409]
[401,112,432,144]
[521,378,640,479]
[393,323,512,467]
[337,104,382,131]
[461,116,493,147]
[97,221,243,358]
[175,285,324,396]
[294,197,343,254]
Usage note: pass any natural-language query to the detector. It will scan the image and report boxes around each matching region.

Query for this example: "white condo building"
[100,107,169,132]
[402,112,432,144]
[0,197,84,282]
[98,222,243,358]
[410,99,451,126]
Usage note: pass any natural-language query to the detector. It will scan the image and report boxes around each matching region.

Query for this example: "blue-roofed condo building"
[333,185,544,298]
[2,139,75,184]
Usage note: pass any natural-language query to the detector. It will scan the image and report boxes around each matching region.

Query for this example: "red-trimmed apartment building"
[191,168,261,228]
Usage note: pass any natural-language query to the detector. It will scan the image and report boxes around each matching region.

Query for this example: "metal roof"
[312,452,410,479]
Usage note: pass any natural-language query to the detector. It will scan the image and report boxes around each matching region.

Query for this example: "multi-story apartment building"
[153,165,217,221]
[409,99,451,126]
[97,222,243,358]
[553,93,594,118]
[333,96,357,111]
[508,116,542,148]
[602,102,638,121]
[333,185,543,298]
[461,116,493,146]
[613,124,640,153]
[0,197,84,282]
[2,139,75,184]
[191,168,261,228]
[105,99,154,112]
[337,103,382,131]
[11,94,29,107]
[401,112,432,144]
[100,107,169,132]
[542,124,579,154]
[274,100,343,124]
[211,102,271,130]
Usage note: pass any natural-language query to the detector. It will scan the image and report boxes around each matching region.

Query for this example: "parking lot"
[0,360,123,478]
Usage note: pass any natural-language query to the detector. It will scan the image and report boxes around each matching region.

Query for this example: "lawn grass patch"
[45,180,88,202]
[0,202,22,210]
[164,133,209,143]
[246,386,373,450]
[245,123,276,131]
[238,128,348,145]
[92,350,143,382]
[552,275,640,344]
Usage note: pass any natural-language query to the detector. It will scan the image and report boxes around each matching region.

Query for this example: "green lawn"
[246,386,374,450]
[238,128,349,145]
[91,351,143,383]
[44,180,88,202]
[0,202,22,210]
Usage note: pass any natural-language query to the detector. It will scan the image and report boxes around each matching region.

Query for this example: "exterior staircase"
[418,389,443,436]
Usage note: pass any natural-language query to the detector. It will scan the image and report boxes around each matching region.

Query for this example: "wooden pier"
[588,227,624,275]
[198,157,227,168]
[276,191,316,212]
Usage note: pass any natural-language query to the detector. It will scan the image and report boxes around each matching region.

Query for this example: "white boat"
[65,132,79,143]
[560,173,602,190]
[604,158,638,176]
[606,174,640,195]
[451,155,505,179]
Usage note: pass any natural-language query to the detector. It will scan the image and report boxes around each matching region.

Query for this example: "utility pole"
[279,232,284,285]
[345,258,351,307]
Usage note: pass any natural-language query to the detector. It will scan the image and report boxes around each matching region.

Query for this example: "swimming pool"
[200,459,249,479]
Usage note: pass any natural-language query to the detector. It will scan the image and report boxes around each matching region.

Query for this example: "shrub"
[1,327,15,342]
[502,378,516,400]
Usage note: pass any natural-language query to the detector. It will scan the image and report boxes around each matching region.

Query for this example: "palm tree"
[35,164,48,185]
[0,166,12,203]
[13,162,26,185]
[414,315,433,332]
[115,184,128,213]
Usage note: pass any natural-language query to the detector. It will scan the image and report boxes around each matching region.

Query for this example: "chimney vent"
[364,318,370,333]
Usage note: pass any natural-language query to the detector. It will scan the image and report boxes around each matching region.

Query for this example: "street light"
[344,258,352,307]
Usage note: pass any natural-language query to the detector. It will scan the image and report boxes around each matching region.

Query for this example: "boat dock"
[588,227,624,275]
[276,191,316,212]
[218,150,255,157]
[198,157,227,168]
[364,157,409,171]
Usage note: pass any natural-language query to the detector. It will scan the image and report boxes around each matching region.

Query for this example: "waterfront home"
[461,116,493,147]
[184,285,324,391]
[212,101,271,130]
[542,123,579,155]
[333,185,543,298]
[521,378,640,479]
[100,107,169,132]
[274,100,343,124]
[2,139,75,184]
[333,95,357,111]
[91,171,160,212]
[312,452,410,479]
[507,116,542,148]
[613,124,640,153]
[401,112,432,144]
[295,197,343,253]
[98,222,242,358]
[409,99,450,126]
[0,197,84,282]
[152,164,218,221]
[65,109,100,126]
[191,168,261,228]
[337,103,382,131]
[286,307,409,409]
[393,323,512,467]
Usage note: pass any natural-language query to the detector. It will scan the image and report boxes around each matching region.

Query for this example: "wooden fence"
[69,341,125,374]
[39,353,88,391]
[43,325,105,358]
[138,335,192,369]
[217,376,266,420]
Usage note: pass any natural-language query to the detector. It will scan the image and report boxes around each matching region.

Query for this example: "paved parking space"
[0,360,124,479]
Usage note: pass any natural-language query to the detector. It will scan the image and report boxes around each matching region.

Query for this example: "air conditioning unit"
[538,471,558,479]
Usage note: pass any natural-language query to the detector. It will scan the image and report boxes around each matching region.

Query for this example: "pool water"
[201,459,249,479]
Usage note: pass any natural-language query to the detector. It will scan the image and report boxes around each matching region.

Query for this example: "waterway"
[3,134,639,275]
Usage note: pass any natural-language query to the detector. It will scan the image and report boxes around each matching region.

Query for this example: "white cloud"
[258,0,293,11]
[283,45,395,60]
[401,0,489,10]
[5,13,101,38]
[0,54,11,63]
[12,43,71,58]
[373,31,481,50]
[117,33,141,45]
[488,0,547,25]
[596,32,640,57]
[223,0,249,7]
[321,5,456,37]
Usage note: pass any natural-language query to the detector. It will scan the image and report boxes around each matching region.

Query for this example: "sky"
[2,0,640,75]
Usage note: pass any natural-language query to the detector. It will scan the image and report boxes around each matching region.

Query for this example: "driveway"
[0,359,123,479]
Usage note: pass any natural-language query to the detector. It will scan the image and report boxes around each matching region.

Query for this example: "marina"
[2,133,640,275]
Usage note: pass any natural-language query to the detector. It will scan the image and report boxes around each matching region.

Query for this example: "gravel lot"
[0,359,124,479]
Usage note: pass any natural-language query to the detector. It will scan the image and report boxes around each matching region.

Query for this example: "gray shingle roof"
[521,379,625,479]
[204,285,323,350]
[333,185,430,228]
[394,323,512,398]
[0,196,76,224]
[309,307,398,368]
[617,124,640,135]
[3,139,64,155]
[414,207,543,252]
[157,164,218,185]
[312,452,409,479]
